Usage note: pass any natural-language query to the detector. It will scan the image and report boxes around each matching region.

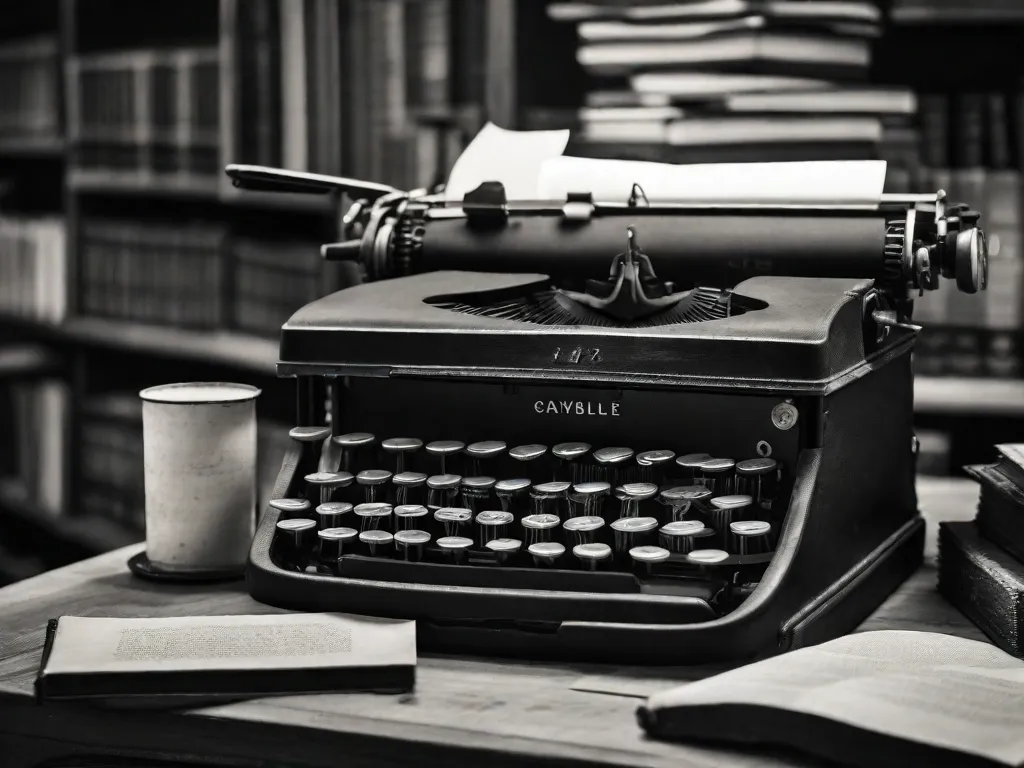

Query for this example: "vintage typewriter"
[225,146,988,663]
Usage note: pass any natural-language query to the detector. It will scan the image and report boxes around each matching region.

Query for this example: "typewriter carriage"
[228,161,984,664]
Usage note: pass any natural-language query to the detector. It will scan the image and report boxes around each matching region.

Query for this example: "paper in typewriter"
[642,630,1024,767]
[537,156,888,206]
[41,613,416,674]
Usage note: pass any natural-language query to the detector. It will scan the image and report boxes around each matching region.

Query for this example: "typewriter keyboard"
[268,430,789,613]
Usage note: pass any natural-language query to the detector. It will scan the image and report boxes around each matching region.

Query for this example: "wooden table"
[0,478,985,768]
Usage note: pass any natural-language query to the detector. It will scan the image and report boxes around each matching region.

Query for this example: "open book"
[638,630,1024,768]
[36,613,416,707]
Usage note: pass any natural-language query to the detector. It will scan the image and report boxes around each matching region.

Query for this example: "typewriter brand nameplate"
[533,398,621,417]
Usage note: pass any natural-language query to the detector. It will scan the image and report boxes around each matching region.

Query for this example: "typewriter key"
[494,477,532,514]
[269,498,312,519]
[289,426,331,442]
[476,510,514,547]
[276,518,317,563]
[434,506,472,537]
[563,515,605,546]
[528,541,565,568]
[531,480,571,517]
[509,444,549,482]
[593,447,635,486]
[333,432,376,473]
[636,449,676,485]
[436,535,473,564]
[552,442,592,483]
[394,529,431,562]
[425,440,465,475]
[659,487,694,522]
[675,453,714,482]
[318,526,358,562]
[700,458,737,496]
[659,520,710,554]
[359,529,394,558]
[393,471,427,506]
[486,537,522,565]
[687,548,730,574]
[708,495,753,545]
[736,458,779,508]
[316,501,353,530]
[729,520,772,555]
[521,513,561,547]
[356,469,393,503]
[629,545,671,576]
[353,502,393,532]
[610,516,659,557]
[571,481,611,519]
[615,482,659,518]
[382,437,423,473]
[465,440,507,475]
[394,504,430,532]
[305,471,354,504]
[426,473,462,509]
[573,542,612,572]
[461,475,497,513]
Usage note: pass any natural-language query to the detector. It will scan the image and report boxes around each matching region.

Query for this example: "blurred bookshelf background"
[0,0,1021,584]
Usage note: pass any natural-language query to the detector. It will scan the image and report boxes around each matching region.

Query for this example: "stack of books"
[939,443,1024,658]
[547,0,918,168]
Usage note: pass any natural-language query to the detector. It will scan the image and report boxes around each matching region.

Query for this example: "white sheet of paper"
[444,122,571,201]
[536,156,888,205]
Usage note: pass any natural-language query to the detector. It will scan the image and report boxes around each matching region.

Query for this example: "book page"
[444,122,571,202]
[536,156,888,206]
[645,630,1024,766]
[44,613,416,674]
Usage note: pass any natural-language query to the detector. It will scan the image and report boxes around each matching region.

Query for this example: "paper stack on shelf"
[547,0,918,167]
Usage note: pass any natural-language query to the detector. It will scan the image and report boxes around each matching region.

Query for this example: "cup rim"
[139,382,262,405]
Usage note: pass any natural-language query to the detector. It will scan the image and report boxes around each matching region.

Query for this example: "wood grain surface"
[0,478,984,768]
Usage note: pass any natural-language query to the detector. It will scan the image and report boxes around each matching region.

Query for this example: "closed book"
[36,613,416,707]
[964,460,1024,564]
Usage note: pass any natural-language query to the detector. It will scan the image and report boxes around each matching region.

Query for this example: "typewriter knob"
[954,228,987,294]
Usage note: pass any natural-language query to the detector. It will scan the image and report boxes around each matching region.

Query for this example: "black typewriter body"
[229,161,985,664]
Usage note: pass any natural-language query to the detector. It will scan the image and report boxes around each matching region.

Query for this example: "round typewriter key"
[494,477,532,514]
[353,502,392,532]
[333,432,377,473]
[425,440,465,475]
[615,482,659,518]
[636,449,676,485]
[509,443,549,482]
[305,471,355,504]
[269,497,311,519]
[659,520,709,554]
[630,545,671,576]
[359,529,394,558]
[392,470,427,506]
[276,518,317,562]
[434,506,472,537]
[573,542,612,571]
[318,526,358,562]
[465,440,507,475]
[356,469,393,503]
[675,453,714,482]
[289,425,331,442]
[529,541,565,568]
[436,535,473,564]
[426,473,462,509]
[700,458,737,496]
[316,501,353,530]
[475,510,514,547]
[730,520,772,555]
[486,537,522,565]
[708,495,753,545]
[687,548,730,574]
[610,516,659,557]
[530,480,571,517]
[521,513,561,547]
[667,485,714,521]
[381,437,423,473]
[553,442,592,483]
[394,504,429,532]
[592,447,635,485]
[563,515,605,546]
[394,529,431,561]
[736,457,779,508]
[571,481,611,519]
[461,475,496,513]
[659,487,694,522]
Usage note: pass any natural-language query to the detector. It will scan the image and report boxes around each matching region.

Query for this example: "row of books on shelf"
[0,214,329,338]
[0,381,291,535]
[0,35,60,142]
